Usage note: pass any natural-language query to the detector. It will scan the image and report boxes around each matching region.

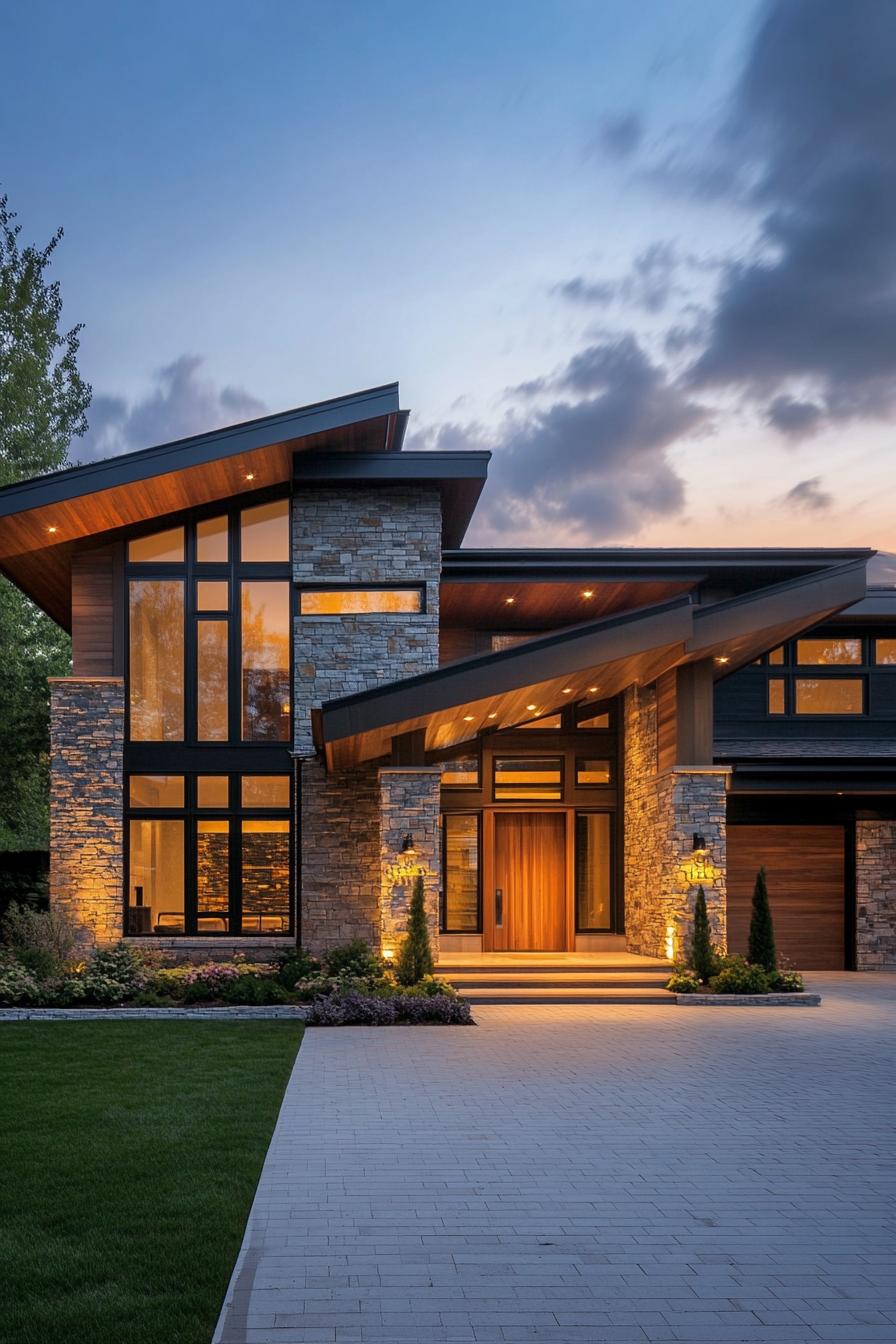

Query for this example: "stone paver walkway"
[214,974,896,1343]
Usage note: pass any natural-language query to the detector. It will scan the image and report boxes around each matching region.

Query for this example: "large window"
[126,773,292,936]
[441,814,480,932]
[298,587,423,615]
[126,501,291,745]
[794,678,864,715]
[796,637,862,665]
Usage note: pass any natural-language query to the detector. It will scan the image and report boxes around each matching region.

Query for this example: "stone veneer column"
[292,485,442,955]
[49,677,125,946]
[378,767,441,960]
[623,684,729,961]
[856,821,896,969]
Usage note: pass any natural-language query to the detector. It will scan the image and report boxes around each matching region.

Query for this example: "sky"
[3,0,896,552]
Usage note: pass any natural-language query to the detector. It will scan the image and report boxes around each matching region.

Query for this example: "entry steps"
[437,957,675,1005]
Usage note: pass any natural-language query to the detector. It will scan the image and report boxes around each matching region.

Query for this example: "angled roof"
[316,555,869,768]
[0,382,486,627]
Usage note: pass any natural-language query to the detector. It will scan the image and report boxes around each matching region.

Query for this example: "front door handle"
[495,887,503,927]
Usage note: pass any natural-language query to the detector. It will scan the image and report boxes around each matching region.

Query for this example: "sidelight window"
[441,814,480,932]
[575,812,612,931]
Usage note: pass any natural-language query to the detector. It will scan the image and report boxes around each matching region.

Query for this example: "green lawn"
[0,1021,303,1344]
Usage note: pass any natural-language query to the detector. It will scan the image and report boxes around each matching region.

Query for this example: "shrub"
[748,866,777,973]
[770,969,805,993]
[393,992,472,1025]
[0,960,44,1005]
[666,970,702,994]
[147,966,190,999]
[323,939,381,981]
[709,956,771,995]
[1,901,77,978]
[395,874,434,986]
[220,975,290,1006]
[306,987,473,1026]
[689,885,717,984]
[60,943,150,1005]
[275,948,321,988]
[395,974,456,999]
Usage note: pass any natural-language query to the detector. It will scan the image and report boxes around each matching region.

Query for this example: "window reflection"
[128,527,184,564]
[794,678,863,714]
[196,515,229,563]
[129,580,184,740]
[241,775,290,808]
[241,820,290,931]
[240,499,289,562]
[197,620,228,741]
[241,581,290,741]
[197,776,230,808]
[796,638,862,665]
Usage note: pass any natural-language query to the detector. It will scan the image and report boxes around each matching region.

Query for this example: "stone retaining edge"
[675,992,821,1006]
[0,1006,310,1021]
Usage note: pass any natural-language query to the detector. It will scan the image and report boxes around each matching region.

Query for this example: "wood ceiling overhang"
[0,383,412,628]
[317,557,871,770]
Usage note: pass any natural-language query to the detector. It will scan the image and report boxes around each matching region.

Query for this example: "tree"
[394,874,434,986]
[748,866,777,973]
[0,193,90,848]
[690,885,715,984]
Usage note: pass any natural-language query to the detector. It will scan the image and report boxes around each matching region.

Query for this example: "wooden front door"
[727,824,846,970]
[493,812,567,951]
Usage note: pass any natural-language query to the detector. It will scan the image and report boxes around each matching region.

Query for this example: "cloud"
[684,0,896,436]
[766,395,824,440]
[79,355,266,461]
[591,112,644,160]
[555,242,684,315]
[412,337,707,539]
[783,477,832,513]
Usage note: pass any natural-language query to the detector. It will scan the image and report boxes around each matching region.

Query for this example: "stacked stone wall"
[378,767,441,959]
[623,684,729,961]
[856,820,896,968]
[49,677,125,946]
[299,758,381,954]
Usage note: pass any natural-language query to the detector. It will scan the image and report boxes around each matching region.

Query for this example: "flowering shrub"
[275,949,321,988]
[322,939,383,981]
[306,988,473,1026]
[666,970,702,994]
[58,943,151,1005]
[0,960,44,1005]
[770,969,805,993]
[709,956,771,994]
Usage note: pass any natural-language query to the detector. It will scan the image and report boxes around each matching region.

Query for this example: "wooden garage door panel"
[727,825,845,970]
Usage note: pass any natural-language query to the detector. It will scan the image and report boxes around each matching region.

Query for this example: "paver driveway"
[214,974,896,1344]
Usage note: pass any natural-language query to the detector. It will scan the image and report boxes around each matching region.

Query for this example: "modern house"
[0,382,893,972]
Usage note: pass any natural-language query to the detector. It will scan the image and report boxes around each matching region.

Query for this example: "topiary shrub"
[395,874,434,986]
[709,956,771,994]
[748,866,777,973]
[689,885,717,984]
[323,939,381,981]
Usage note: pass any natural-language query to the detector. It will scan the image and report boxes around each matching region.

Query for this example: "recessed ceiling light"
[588,686,598,693]
[526,703,537,712]
[463,714,474,722]
[245,472,255,481]
[582,589,594,598]
[47,526,57,534]
[562,687,573,694]
[487,712,497,719]
[715,655,730,665]
[505,596,515,605]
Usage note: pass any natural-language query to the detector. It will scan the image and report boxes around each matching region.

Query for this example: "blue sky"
[4,1,895,551]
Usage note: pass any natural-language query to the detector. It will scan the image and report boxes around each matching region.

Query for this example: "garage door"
[727,825,846,970]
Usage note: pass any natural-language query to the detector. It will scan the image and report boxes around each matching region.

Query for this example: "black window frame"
[492,753,565,801]
[440,811,482,934]
[125,770,293,937]
[295,582,427,617]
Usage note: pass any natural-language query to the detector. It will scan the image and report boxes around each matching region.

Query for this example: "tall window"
[241,581,290,741]
[129,581,185,740]
[441,814,480,932]
[575,812,612,931]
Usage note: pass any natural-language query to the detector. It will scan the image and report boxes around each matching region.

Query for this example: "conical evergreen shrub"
[748,866,777,972]
[395,873,435,986]
[690,885,715,984]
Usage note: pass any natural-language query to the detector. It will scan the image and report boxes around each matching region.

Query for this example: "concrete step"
[459,986,675,1005]
[447,971,671,989]
[437,960,671,976]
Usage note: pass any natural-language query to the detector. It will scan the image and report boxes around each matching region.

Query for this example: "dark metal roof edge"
[0,382,402,517]
[319,593,694,741]
[442,546,875,578]
[293,450,491,483]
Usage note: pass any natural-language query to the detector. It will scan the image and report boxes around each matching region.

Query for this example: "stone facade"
[378,767,441,959]
[623,683,729,961]
[292,486,441,752]
[856,820,896,969]
[292,486,443,954]
[49,677,125,946]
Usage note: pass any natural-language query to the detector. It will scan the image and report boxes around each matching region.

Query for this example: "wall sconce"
[692,832,708,856]
[400,833,416,857]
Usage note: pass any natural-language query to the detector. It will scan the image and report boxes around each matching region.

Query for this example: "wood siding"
[71,544,122,675]
[727,824,846,969]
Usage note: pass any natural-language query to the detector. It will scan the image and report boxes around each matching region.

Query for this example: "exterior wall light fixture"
[693,832,708,855]
[400,833,416,857]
